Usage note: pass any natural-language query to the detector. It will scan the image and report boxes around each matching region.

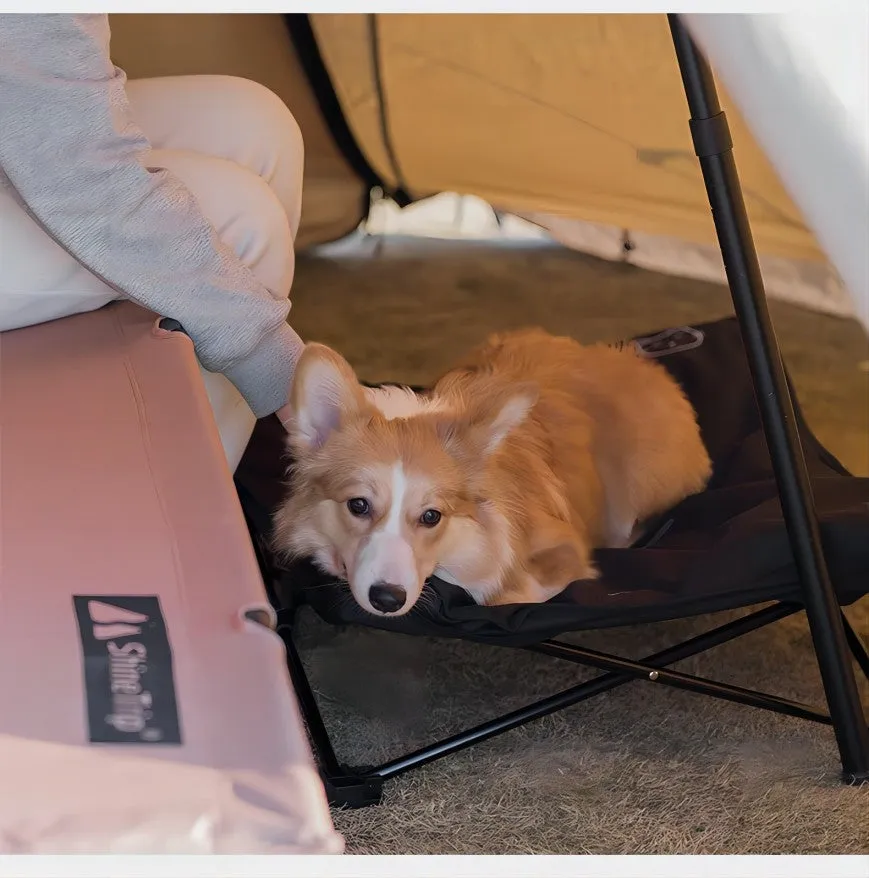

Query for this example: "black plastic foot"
[321,770,384,809]
[841,767,869,786]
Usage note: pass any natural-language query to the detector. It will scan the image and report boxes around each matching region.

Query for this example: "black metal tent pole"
[667,15,869,784]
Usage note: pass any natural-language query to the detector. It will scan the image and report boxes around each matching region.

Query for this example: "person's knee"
[210,76,305,237]
[129,74,305,238]
[202,76,303,173]
[149,148,295,300]
[222,168,295,300]
[231,77,304,165]
[214,166,296,300]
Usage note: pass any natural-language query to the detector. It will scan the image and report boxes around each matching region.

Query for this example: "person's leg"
[0,150,294,470]
[0,74,304,467]
[146,149,296,471]
[1,147,294,331]
[0,181,119,332]
[125,75,308,469]
[146,148,295,300]
[125,75,305,240]
[126,77,307,470]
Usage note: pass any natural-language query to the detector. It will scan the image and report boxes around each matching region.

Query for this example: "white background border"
[2,854,869,877]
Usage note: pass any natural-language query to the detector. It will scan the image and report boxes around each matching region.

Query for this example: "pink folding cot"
[0,301,342,854]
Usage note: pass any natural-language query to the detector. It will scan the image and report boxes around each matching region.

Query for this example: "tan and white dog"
[273,328,711,617]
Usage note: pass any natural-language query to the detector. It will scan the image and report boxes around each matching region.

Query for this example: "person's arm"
[0,13,302,417]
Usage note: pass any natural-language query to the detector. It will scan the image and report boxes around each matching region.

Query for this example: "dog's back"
[434,328,712,590]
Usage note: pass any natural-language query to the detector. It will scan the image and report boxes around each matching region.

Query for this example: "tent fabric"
[109,12,826,264]
[234,317,869,649]
[108,13,865,324]
[307,13,824,265]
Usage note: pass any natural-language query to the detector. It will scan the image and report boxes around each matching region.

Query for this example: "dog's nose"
[368,582,407,614]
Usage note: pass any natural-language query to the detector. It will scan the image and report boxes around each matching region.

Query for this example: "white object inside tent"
[685,11,869,332]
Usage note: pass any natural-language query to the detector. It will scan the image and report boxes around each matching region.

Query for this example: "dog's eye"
[347,497,370,517]
[419,509,442,528]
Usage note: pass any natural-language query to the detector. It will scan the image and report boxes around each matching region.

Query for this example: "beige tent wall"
[310,13,824,265]
[109,13,824,263]
[108,13,365,250]
[106,13,851,316]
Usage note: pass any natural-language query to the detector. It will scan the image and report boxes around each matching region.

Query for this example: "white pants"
[0,75,304,470]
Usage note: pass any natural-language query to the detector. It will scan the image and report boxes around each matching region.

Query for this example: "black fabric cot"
[233,16,869,808]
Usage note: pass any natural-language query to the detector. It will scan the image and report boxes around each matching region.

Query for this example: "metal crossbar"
[269,600,863,807]
[527,639,830,725]
[268,588,867,807]
[365,603,807,783]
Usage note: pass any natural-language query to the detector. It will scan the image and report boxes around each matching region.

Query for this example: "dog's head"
[273,343,536,617]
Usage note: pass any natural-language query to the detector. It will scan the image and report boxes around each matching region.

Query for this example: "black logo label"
[633,326,705,358]
[73,595,182,745]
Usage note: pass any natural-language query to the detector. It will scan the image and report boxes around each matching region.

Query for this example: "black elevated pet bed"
[235,16,869,807]
[245,316,869,646]
[237,316,869,806]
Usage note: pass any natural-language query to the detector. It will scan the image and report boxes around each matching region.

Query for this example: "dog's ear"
[286,343,367,452]
[436,382,538,458]
[467,382,539,456]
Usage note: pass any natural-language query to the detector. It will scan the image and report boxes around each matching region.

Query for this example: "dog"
[273,328,712,617]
